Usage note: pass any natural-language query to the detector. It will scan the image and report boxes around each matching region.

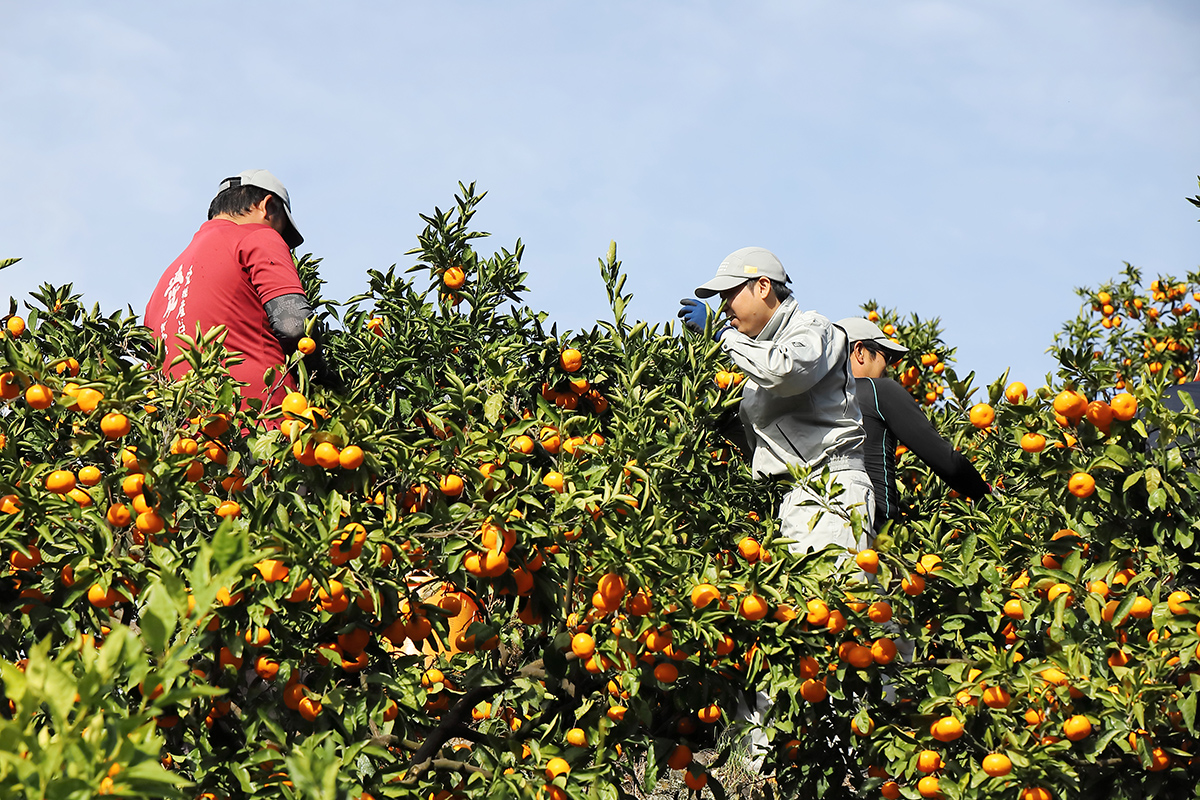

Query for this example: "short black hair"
[770,279,792,301]
[208,184,284,221]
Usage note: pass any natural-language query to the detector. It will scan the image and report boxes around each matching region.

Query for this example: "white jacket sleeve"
[720,320,842,397]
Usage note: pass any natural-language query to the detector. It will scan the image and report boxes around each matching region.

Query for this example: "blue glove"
[677,299,731,341]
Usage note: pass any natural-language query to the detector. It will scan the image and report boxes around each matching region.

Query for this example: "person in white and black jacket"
[837,317,990,532]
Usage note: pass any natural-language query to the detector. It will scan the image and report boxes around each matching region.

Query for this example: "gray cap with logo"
[836,317,909,359]
[217,169,304,249]
[695,247,790,298]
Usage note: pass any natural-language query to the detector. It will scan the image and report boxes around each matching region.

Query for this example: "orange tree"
[1,183,1200,800]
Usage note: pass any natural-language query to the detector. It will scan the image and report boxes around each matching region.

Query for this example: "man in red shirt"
[145,169,318,411]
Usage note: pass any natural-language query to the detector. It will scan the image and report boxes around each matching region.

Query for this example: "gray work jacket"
[720,297,867,478]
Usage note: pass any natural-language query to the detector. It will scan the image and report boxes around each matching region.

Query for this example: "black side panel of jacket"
[856,377,990,527]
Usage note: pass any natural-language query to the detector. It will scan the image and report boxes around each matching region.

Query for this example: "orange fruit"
[541,471,565,492]
[597,573,627,603]
[683,771,707,791]
[544,757,570,780]
[1167,590,1191,615]
[559,349,583,373]
[969,403,995,428]
[570,632,595,659]
[915,554,943,574]
[1020,432,1046,453]
[255,559,290,582]
[215,500,241,518]
[1110,392,1137,421]
[737,537,761,562]
[982,753,1012,777]
[881,781,901,799]
[982,685,1011,709]
[805,598,831,626]
[868,600,893,623]
[443,265,466,289]
[1063,714,1092,741]
[930,716,963,742]
[281,392,308,416]
[697,703,721,724]
[298,696,322,721]
[1067,472,1095,498]
[566,727,587,747]
[45,469,76,494]
[100,412,131,439]
[851,716,874,737]
[653,662,679,684]
[690,583,720,609]
[917,775,941,799]
[1005,382,1028,403]
[665,744,691,770]
[739,594,769,621]
[902,573,925,596]
[1129,596,1152,619]
[1021,789,1051,800]
[1003,598,1025,619]
[916,749,943,773]
[6,316,25,336]
[1053,389,1087,420]
[799,678,827,703]
[296,336,316,355]
[25,384,53,410]
[439,474,464,497]
[1085,400,1113,431]
[313,442,341,469]
[512,435,535,454]
[855,549,879,573]
[871,638,898,665]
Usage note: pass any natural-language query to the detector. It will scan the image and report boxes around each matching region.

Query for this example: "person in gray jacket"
[679,247,875,552]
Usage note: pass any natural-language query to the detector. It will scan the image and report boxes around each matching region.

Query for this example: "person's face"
[719,277,775,338]
[851,342,890,379]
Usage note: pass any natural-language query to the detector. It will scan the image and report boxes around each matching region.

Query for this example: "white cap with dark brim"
[217,169,304,249]
[696,247,790,299]
[835,317,909,359]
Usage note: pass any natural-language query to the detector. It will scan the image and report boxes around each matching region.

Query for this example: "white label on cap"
[744,266,758,274]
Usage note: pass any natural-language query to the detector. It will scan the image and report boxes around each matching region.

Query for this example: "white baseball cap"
[695,247,790,299]
[217,169,303,249]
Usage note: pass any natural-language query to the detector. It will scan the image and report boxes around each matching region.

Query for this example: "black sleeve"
[874,378,990,500]
[264,293,312,347]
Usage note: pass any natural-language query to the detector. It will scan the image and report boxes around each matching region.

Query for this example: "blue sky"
[2,2,1198,390]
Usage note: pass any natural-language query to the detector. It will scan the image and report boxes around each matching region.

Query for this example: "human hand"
[678,299,729,340]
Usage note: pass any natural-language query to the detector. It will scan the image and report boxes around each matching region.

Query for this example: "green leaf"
[140,582,178,655]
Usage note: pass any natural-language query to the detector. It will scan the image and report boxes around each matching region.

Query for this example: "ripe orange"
[868,600,893,623]
[1168,590,1191,615]
[313,442,341,469]
[1063,714,1092,741]
[1005,382,1028,403]
[443,265,466,289]
[982,685,1011,709]
[916,749,942,773]
[544,756,570,780]
[1110,392,1137,421]
[216,500,241,519]
[1020,432,1046,453]
[683,771,707,791]
[298,696,322,721]
[255,559,290,582]
[1003,598,1025,619]
[871,638,898,665]
[566,727,587,747]
[799,678,827,703]
[439,474,465,497]
[1052,389,1087,420]
[690,583,720,609]
[915,554,943,574]
[737,537,761,562]
[982,752,1012,777]
[25,384,53,410]
[6,316,25,336]
[653,662,679,683]
[917,775,941,799]
[697,703,721,724]
[851,716,874,736]
[930,716,963,742]
[296,336,317,355]
[805,598,830,626]
[739,594,769,621]
[1128,595,1152,619]
[969,403,995,428]
[541,471,565,492]
[881,781,901,799]
[855,549,879,573]
[1020,788,1051,800]
[1085,400,1113,431]
[45,469,76,494]
[511,435,535,454]
[901,573,925,596]
[1067,472,1095,498]
[559,349,583,373]
[665,744,691,770]
[570,632,595,659]
[100,412,131,439]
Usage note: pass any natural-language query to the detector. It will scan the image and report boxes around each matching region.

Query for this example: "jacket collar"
[755,296,798,341]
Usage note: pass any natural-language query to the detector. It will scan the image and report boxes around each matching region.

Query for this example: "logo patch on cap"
[743,266,758,275]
